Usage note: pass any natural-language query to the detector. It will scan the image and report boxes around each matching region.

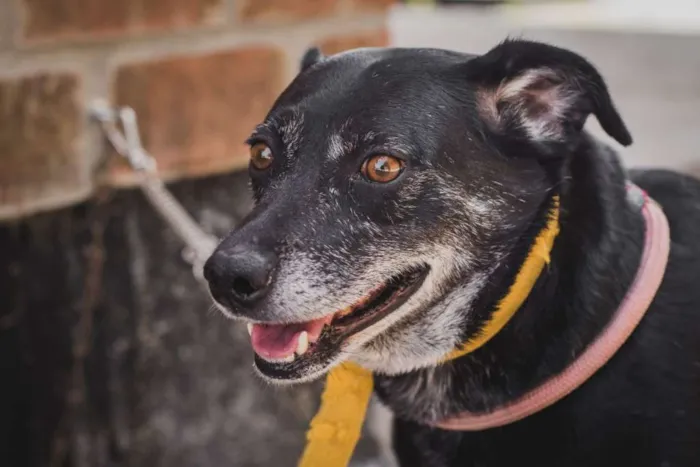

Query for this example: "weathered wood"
[0,172,378,467]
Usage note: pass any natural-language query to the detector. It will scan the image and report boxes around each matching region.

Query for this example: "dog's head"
[203,39,631,383]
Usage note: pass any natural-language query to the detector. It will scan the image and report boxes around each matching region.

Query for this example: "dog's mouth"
[250,265,430,381]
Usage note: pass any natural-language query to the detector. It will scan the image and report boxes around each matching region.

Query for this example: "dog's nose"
[204,247,277,307]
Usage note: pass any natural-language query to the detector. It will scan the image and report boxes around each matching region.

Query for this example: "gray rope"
[90,100,218,282]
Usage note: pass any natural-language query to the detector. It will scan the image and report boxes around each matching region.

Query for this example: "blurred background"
[0,1,698,466]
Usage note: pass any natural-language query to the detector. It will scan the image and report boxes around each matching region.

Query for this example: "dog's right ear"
[300,47,324,72]
[464,39,632,154]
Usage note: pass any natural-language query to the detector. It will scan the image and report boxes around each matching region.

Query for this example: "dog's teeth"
[280,354,295,363]
[246,323,253,336]
[296,331,309,356]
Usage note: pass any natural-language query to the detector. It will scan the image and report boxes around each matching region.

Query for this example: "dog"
[203,39,700,466]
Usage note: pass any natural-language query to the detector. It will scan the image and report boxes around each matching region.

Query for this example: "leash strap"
[298,363,374,467]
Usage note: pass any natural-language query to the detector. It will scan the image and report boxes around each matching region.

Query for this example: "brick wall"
[0,0,393,220]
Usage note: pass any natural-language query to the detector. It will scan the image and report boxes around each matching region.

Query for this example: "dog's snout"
[204,247,277,307]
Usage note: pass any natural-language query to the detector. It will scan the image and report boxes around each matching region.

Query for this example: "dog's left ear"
[300,47,324,72]
[465,39,632,152]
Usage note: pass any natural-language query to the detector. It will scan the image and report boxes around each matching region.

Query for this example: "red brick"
[21,0,224,43]
[109,46,286,185]
[319,28,390,55]
[0,73,83,214]
[237,0,340,23]
[347,0,397,12]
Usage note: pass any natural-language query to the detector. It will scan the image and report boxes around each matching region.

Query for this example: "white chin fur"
[346,271,487,375]
[337,249,487,376]
[252,355,346,385]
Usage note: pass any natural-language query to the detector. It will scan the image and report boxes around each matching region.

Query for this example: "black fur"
[204,40,700,466]
[464,40,633,148]
[300,46,324,72]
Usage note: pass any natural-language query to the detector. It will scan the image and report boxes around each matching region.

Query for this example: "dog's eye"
[250,143,273,170]
[361,155,404,183]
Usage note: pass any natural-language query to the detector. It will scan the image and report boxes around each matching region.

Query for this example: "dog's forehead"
[264,48,476,161]
[277,47,470,103]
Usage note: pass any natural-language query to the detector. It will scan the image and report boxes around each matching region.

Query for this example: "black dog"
[204,39,700,466]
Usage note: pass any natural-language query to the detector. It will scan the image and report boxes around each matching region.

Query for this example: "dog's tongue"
[250,315,333,360]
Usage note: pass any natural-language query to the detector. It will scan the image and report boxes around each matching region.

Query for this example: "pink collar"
[434,184,671,431]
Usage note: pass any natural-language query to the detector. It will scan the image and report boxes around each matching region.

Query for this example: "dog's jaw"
[342,246,489,376]
[238,242,495,384]
[208,233,500,382]
[352,271,490,375]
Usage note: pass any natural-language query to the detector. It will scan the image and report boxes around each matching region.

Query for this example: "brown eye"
[361,155,404,183]
[250,143,273,170]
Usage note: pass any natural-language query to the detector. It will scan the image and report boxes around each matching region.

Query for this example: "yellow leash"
[299,198,560,467]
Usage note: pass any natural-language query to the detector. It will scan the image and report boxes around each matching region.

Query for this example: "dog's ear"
[466,39,632,151]
[300,47,324,72]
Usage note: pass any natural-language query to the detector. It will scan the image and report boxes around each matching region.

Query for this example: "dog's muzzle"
[204,239,430,378]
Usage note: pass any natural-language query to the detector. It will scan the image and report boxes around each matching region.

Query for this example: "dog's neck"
[374,136,647,423]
